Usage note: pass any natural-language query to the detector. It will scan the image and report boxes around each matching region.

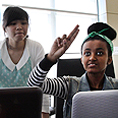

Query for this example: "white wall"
[98,0,118,78]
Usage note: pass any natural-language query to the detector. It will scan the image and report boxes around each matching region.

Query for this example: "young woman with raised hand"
[28,22,118,118]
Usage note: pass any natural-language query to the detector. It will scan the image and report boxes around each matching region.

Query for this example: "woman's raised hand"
[47,25,79,62]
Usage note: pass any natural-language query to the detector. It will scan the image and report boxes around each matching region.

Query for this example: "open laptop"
[72,90,118,118]
[0,86,42,118]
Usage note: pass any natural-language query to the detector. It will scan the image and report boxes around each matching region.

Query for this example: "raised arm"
[47,24,79,62]
[27,25,79,98]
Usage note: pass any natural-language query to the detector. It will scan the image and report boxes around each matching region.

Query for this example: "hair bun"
[87,22,117,41]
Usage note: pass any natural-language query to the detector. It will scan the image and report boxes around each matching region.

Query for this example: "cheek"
[6,27,13,34]
[6,31,13,36]
[25,25,28,30]
[24,27,28,34]
[81,57,87,68]
[100,56,108,64]
[98,58,108,70]
[102,59,108,66]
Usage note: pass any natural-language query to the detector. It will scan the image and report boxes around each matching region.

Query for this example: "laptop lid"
[0,86,42,118]
[72,90,118,118]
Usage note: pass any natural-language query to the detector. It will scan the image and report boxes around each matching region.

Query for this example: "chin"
[87,69,100,74]
[16,37,24,41]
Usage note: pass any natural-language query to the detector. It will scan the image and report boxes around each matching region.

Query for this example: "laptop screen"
[0,86,42,118]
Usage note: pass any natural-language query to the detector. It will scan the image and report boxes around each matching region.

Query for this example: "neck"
[6,38,26,51]
[87,72,105,89]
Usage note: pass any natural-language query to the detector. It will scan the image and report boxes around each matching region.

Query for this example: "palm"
[48,25,79,62]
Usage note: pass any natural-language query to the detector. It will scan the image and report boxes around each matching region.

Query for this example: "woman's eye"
[85,52,91,56]
[10,22,16,25]
[97,52,103,55]
[21,22,27,25]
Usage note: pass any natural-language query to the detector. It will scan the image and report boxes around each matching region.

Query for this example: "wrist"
[47,54,57,63]
[40,54,57,71]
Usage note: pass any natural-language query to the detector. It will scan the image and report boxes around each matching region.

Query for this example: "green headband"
[84,28,113,52]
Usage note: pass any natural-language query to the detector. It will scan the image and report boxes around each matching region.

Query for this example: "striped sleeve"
[42,76,69,99]
[27,55,69,99]
[27,62,48,87]
[27,54,56,87]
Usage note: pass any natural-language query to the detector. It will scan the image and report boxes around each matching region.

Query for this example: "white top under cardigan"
[0,38,50,113]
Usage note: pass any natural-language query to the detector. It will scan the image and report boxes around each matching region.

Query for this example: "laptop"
[0,86,43,118]
[72,90,118,118]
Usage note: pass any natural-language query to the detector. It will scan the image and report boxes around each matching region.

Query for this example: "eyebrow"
[84,48,104,51]
[96,48,104,51]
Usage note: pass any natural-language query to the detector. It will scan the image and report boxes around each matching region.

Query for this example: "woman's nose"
[16,23,22,30]
[89,54,96,60]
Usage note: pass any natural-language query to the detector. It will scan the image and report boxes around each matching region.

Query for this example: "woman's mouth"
[88,63,97,68]
[15,32,24,37]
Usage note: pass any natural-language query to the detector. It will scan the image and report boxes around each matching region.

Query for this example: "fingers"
[56,25,79,48]
[56,37,61,47]
[70,27,79,43]
[62,25,79,50]
[57,34,67,47]
[62,34,67,40]
[67,24,79,41]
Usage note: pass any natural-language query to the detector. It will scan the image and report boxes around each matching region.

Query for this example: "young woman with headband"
[28,22,118,118]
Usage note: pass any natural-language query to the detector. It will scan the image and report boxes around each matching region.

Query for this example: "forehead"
[82,40,108,51]
[11,19,28,22]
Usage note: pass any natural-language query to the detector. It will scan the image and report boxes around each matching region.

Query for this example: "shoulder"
[107,76,118,82]
[26,39,44,49]
[107,76,118,88]
[68,76,81,85]
[26,39,45,67]
[26,39,45,56]
[0,39,6,49]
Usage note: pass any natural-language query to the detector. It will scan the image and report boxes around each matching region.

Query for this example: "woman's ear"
[80,57,83,65]
[107,56,112,65]
[3,26,6,32]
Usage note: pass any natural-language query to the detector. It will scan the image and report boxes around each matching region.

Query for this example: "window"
[1,0,98,58]
[0,1,99,117]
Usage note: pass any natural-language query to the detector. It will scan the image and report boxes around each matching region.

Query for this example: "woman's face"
[5,19,28,42]
[81,40,112,74]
